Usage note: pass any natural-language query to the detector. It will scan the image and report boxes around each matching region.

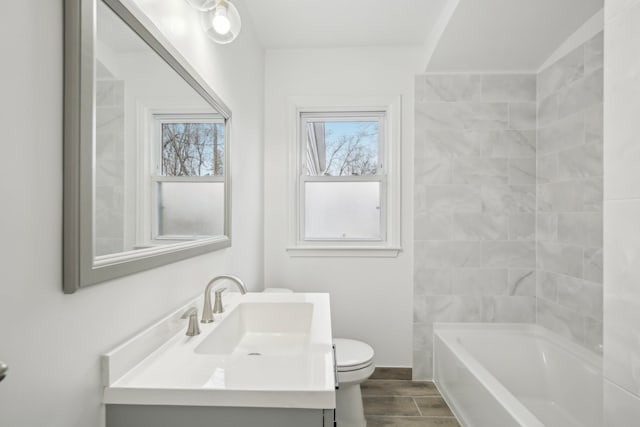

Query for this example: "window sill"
[286,246,401,258]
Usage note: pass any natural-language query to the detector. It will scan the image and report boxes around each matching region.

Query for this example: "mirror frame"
[63,0,232,293]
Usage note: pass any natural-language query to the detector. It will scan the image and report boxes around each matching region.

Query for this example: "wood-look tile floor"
[361,379,460,427]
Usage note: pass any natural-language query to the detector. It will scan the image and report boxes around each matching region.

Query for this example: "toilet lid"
[333,338,374,372]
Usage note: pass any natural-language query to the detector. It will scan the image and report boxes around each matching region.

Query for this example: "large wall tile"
[416,102,509,130]
[538,46,584,98]
[482,241,536,268]
[557,212,592,246]
[536,154,559,183]
[480,130,536,158]
[584,317,603,354]
[482,185,536,213]
[537,270,559,301]
[509,158,536,185]
[537,299,586,344]
[414,211,452,240]
[555,275,603,318]
[537,242,583,278]
[536,212,558,242]
[416,184,482,213]
[420,129,533,160]
[557,143,603,179]
[481,75,536,102]
[415,241,483,268]
[537,93,559,126]
[584,248,603,284]
[416,74,481,102]
[509,213,535,241]
[508,269,536,296]
[538,182,585,212]
[584,32,604,74]
[422,129,482,157]
[508,102,537,129]
[585,103,604,144]
[414,268,451,296]
[421,295,485,323]
[451,213,508,241]
[557,68,604,119]
[537,112,585,154]
[584,177,604,211]
[415,157,452,184]
[490,296,536,322]
[453,157,508,184]
[451,269,508,295]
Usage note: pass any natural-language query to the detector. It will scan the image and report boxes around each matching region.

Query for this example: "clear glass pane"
[304,181,381,240]
[305,120,379,176]
[161,122,224,176]
[156,181,224,237]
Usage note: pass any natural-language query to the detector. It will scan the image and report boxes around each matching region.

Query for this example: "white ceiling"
[241,0,603,72]
[427,0,603,72]
[242,0,451,48]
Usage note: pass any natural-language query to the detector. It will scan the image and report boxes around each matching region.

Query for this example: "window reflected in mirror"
[94,0,226,258]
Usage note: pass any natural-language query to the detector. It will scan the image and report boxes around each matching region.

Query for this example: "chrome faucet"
[201,275,247,323]
[181,307,200,336]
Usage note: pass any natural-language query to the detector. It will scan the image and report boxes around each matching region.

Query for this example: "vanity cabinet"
[106,405,334,427]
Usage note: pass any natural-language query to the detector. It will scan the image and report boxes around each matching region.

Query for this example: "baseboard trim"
[370,367,412,380]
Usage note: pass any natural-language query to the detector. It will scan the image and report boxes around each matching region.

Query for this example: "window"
[150,114,225,241]
[301,113,385,241]
[288,97,401,256]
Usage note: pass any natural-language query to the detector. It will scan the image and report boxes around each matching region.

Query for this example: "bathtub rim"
[433,322,602,427]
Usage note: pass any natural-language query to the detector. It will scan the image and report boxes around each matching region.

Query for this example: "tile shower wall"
[535,32,603,353]
[413,74,537,379]
[95,76,125,256]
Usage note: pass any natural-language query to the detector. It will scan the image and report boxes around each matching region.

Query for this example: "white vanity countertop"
[102,292,335,409]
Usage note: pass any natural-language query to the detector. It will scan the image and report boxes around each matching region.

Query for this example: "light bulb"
[200,0,241,44]
[212,6,231,35]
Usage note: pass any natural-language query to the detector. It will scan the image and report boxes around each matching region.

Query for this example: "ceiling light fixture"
[185,0,241,45]
[184,0,241,44]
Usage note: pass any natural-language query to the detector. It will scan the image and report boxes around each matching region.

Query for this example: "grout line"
[412,396,423,416]
[365,415,458,419]
[362,394,440,398]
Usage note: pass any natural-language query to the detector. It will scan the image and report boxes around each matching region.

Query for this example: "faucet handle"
[181,307,200,336]
[213,288,226,314]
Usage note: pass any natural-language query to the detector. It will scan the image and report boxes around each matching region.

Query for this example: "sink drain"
[248,352,262,356]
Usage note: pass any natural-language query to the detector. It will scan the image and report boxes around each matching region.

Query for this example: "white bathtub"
[433,323,602,427]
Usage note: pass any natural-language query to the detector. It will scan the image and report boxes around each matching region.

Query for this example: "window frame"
[287,96,402,257]
[138,110,226,246]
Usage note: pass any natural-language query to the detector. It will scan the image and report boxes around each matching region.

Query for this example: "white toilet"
[262,287,375,426]
[333,338,375,427]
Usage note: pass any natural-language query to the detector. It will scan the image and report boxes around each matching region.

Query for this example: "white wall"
[603,0,640,422]
[263,47,423,366]
[0,0,264,426]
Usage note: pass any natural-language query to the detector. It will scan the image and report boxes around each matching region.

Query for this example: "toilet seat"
[334,338,374,372]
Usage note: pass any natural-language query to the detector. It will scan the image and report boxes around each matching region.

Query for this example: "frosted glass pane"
[304,181,381,240]
[156,182,224,237]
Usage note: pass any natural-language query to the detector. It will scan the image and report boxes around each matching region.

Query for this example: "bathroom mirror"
[63,0,231,293]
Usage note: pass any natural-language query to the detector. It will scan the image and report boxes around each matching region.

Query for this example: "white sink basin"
[195,302,313,356]
[102,293,335,409]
